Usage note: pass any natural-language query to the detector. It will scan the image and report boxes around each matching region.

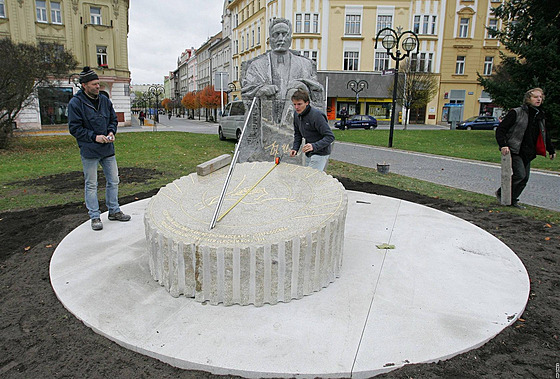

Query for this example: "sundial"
[144,161,348,306]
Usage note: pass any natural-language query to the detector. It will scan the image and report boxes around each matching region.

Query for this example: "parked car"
[334,115,378,130]
[456,116,500,130]
[218,101,246,140]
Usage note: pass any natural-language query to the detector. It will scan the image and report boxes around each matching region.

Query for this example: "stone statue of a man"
[239,18,325,163]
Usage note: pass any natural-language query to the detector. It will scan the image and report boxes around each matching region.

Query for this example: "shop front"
[38,87,74,125]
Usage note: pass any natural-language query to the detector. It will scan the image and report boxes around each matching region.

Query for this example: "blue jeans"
[305,154,330,171]
[81,155,121,219]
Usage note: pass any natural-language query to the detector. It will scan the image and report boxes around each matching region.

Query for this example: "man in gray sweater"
[289,89,335,171]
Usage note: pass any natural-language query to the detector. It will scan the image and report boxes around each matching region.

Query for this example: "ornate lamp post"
[346,80,368,114]
[68,73,81,88]
[225,82,237,102]
[148,84,164,127]
[375,27,419,147]
[142,92,152,122]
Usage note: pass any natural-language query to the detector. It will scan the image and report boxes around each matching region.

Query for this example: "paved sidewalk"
[331,142,560,211]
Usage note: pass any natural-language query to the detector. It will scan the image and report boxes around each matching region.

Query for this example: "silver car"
[219,101,246,141]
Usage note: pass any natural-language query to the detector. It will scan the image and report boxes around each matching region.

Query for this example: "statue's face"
[270,23,291,53]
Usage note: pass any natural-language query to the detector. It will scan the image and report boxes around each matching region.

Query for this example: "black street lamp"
[68,73,81,88]
[346,80,368,114]
[225,82,237,102]
[142,92,152,121]
[148,84,164,129]
[375,27,419,147]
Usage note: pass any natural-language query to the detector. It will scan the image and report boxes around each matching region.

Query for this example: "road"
[330,142,559,212]
[19,115,559,211]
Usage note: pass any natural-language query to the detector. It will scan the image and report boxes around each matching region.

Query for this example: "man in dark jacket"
[68,66,131,230]
[339,107,348,130]
[289,89,334,171]
[495,87,556,208]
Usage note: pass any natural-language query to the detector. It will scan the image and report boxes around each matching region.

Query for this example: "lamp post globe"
[148,84,164,127]
[347,79,369,114]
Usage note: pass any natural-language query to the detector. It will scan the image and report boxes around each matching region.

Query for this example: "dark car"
[334,115,377,130]
[456,116,500,130]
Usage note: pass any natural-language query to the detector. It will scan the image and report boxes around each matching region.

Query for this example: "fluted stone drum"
[144,162,347,306]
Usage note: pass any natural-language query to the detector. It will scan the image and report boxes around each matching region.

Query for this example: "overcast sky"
[128,0,224,85]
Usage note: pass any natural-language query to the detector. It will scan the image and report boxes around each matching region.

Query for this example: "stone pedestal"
[144,162,347,306]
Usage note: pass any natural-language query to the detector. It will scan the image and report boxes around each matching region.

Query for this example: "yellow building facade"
[0,0,131,129]
[226,0,506,124]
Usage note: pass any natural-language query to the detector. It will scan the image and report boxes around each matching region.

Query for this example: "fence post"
[500,153,512,206]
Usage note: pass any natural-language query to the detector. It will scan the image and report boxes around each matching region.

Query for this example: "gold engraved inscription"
[161,210,289,245]
[264,141,292,156]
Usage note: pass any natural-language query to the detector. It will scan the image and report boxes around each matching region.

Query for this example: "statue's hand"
[287,80,308,91]
[256,85,279,97]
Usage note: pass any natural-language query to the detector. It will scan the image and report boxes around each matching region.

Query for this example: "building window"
[427,53,433,72]
[252,30,254,47]
[377,15,392,36]
[422,15,430,34]
[374,52,389,71]
[257,25,261,45]
[304,13,310,33]
[483,56,494,75]
[345,14,361,35]
[51,1,61,24]
[487,19,497,38]
[413,15,420,34]
[0,0,5,18]
[415,15,437,35]
[459,18,469,38]
[299,50,318,64]
[36,0,48,22]
[97,46,108,67]
[90,7,102,25]
[295,14,302,33]
[419,53,426,72]
[241,36,244,51]
[456,56,465,74]
[313,14,319,33]
[344,51,359,71]
[295,13,319,34]
[410,53,418,72]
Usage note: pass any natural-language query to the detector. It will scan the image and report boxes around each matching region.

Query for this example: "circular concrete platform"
[50,191,529,378]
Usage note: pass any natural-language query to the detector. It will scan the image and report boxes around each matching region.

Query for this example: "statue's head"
[269,18,292,54]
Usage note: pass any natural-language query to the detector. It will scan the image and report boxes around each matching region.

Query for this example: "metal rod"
[216,160,278,223]
[209,97,257,230]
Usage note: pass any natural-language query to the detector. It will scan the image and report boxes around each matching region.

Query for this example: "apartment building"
[0,0,131,129]
[222,0,505,124]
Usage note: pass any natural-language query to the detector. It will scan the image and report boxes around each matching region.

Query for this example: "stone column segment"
[145,162,348,306]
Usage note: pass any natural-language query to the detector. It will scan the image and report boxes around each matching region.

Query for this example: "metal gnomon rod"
[209,98,258,230]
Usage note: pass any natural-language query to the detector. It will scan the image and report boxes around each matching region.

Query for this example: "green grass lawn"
[333,129,559,172]
[1,132,558,223]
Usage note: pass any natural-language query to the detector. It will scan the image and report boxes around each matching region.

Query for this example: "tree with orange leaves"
[199,85,221,110]
[182,91,201,119]
[161,98,172,111]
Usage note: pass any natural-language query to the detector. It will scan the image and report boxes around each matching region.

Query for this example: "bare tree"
[0,39,77,148]
[391,58,439,129]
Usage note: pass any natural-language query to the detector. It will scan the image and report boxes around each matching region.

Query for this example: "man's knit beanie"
[79,66,99,83]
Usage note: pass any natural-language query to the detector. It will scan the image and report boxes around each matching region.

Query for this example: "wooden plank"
[196,154,232,176]
[500,153,512,205]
